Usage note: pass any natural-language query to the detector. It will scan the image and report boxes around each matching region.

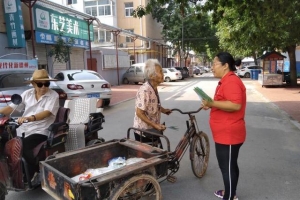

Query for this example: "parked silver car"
[0,69,67,117]
[163,68,182,82]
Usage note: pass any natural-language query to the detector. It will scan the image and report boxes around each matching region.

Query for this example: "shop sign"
[3,0,26,48]
[33,5,94,41]
[0,59,38,70]
[35,31,90,49]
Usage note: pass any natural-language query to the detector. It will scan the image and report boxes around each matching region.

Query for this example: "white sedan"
[54,70,112,106]
[163,68,182,82]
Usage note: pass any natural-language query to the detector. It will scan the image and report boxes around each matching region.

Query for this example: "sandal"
[214,190,239,200]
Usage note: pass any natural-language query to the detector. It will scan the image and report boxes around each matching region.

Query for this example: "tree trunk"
[286,45,297,86]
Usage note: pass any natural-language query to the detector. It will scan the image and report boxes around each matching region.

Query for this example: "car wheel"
[123,78,129,84]
[103,99,110,106]
[244,72,250,78]
[134,82,139,85]
[196,73,199,75]
[165,77,171,82]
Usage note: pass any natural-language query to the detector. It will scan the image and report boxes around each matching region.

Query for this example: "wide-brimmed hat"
[26,69,57,83]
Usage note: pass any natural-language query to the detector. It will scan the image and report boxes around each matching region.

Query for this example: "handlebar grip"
[171,107,202,114]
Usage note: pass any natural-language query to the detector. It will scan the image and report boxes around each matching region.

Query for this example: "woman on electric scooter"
[0,69,59,184]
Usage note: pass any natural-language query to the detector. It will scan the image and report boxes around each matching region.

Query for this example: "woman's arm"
[136,108,166,131]
[0,106,14,116]
[202,99,241,112]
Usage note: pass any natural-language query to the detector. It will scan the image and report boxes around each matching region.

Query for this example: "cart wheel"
[110,174,162,200]
[190,131,210,178]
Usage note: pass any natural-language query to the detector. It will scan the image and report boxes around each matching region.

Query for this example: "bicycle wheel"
[190,131,210,178]
[110,174,162,200]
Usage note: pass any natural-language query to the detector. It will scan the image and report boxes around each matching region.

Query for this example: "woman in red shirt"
[202,52,246,200]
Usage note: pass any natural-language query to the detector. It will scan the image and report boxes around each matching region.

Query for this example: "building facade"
[50,0,168,65]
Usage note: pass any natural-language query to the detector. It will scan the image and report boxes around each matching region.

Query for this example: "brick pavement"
[110,84,140,106]
[252,80,300,123]
[110,81,300,124]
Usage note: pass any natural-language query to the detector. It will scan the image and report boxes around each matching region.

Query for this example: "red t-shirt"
[209,71,246,144]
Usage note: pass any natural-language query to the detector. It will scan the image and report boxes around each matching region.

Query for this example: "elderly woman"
[133,59,171,143]
[0,69,59,183]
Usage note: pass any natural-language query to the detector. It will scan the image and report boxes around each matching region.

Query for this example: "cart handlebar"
[127,127,171,152]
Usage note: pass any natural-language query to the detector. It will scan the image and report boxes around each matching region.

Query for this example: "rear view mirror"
[11,94,22,105]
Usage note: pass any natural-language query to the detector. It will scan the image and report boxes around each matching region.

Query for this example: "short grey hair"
[144,59,162,80]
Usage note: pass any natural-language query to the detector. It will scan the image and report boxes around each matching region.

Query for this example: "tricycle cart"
[40,139,169,200]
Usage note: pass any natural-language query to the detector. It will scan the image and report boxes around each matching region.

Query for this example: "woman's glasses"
[35,82,50,88]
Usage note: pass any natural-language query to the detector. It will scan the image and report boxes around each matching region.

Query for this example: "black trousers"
[134,132,163,149]
[215,142,243,200]
[22,134,47,178]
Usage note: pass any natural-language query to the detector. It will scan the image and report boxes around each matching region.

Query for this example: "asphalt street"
[6,76,300,200]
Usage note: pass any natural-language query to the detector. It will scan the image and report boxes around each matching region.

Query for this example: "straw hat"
[26,69,57,83]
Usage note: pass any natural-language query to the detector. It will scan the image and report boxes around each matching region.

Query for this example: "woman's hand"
[161,107,172,115]
[154,123,166,131]
[163,109,172,115]
[201,99,212,110]
[17,116,33,124]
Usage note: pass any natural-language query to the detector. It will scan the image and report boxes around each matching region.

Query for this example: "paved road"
[7,76,300,200]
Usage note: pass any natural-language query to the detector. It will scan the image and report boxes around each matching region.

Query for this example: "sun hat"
[25,69,57,83]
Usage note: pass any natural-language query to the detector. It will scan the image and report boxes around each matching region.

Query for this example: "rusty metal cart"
[40,139,169,200]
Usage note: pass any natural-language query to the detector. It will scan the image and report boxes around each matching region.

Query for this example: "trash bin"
[253,69,260,80]
[283,72,290,84]
[250,70,254,79]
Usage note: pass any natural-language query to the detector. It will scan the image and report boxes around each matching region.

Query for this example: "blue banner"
[3,0,26,48]
[35,31,90,49]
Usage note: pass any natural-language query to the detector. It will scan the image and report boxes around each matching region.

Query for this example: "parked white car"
[236,65,262,78]
[54,70,112,106]
[163,68,182,82]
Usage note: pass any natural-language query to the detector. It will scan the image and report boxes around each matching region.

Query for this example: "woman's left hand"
[201,99,211,110]
[162,108,172,115]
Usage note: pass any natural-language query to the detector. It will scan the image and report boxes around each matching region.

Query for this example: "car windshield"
[0,72,32,88]
[67,71,104,81]
[168,68,176,72]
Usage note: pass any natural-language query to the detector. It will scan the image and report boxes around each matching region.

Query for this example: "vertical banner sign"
[3,0,26,48]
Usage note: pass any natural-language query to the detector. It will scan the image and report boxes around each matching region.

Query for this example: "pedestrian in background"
[133,59,171,144]
[202,52,246,200]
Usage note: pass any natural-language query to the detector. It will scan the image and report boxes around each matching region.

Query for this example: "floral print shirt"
[133,82,161,133]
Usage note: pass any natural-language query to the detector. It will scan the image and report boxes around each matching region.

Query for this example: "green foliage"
[203,0,300,85]
[133,0,220,60]
[47,32,75,64]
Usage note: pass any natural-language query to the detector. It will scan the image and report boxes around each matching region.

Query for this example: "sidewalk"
[252,80,300,123]
[110,84,140,106]
[110,81,300,124]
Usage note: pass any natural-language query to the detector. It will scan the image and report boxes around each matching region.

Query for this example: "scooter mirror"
[11,94,22,105]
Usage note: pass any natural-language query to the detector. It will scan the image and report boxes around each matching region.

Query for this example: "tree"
[202,0,300,85]
[47,33,75,71]
[133,0,220,63]
[136,0,300,85]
